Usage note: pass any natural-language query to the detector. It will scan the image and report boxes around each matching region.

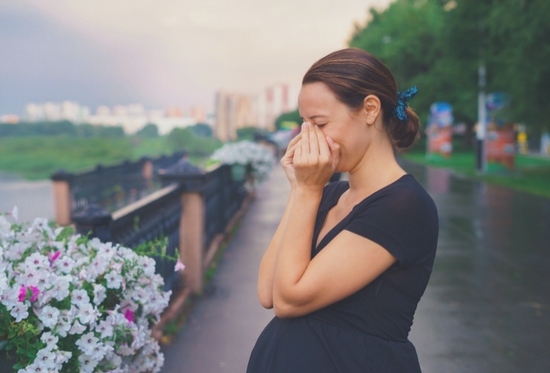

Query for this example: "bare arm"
[257,134,301,308]
[271,123,396,317]
[257,189,296,308]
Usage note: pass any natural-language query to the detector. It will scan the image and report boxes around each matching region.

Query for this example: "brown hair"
[302,48,420,149]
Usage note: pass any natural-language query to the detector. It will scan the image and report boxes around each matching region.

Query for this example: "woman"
[247,48,439,372]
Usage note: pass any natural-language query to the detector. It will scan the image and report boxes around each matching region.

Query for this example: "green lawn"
[0,137,172,180]
[401,151,550,199]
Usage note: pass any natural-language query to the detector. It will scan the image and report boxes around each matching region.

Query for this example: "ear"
[362,95,382,125]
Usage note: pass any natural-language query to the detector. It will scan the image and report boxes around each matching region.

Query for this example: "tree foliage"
[136,123,159,138]
[349,0,550,134]
[274,110,302,130]
[0,121,125,138]
[166,127,222,155]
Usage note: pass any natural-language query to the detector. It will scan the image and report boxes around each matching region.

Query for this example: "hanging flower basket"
[230,164,248,182]
[211,141,274,189]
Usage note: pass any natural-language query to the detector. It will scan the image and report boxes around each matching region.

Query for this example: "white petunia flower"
[10,303,29,322]
[92,284,106,305]
[55,256,76,274]
[34,347,57,370]
[76,332,99,355]
[71,289,90,307]
[95,319,114,339]
[51,276,70,301]
[25,252,50,269]
[137,256,156,277]
[78,354,98,373]
[37,305,60,329]
[77,303,98,324]
[0,216,10,234]
[69,320,87,335]
[40,332,59,349]
[9,206,18,221]
[55,350,72,366]
[105,270,123,289]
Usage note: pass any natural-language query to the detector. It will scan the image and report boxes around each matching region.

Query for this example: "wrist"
[294,186,324,200]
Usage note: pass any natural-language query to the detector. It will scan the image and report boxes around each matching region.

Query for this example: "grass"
[401,150,550,199]
[0,136,192,180]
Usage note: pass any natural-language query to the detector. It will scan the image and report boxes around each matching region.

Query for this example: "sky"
[0,0,393,116]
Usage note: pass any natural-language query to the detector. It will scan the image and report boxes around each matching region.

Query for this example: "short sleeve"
[344,177,438,268]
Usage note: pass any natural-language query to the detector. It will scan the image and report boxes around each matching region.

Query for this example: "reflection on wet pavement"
[402,160,550,373]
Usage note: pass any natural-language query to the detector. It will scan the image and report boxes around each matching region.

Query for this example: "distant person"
[248,48,439,373]
[166,152,202,175]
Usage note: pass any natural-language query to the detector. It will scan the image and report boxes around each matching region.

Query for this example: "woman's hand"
[280,133,302,189]
[294,122,340,192]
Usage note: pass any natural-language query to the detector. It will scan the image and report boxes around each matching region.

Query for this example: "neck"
[347,136,405,199]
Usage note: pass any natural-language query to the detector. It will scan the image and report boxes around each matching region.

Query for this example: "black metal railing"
[72,164,248,293]
[51,152,186,215]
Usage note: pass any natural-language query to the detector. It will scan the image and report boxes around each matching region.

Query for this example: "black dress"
[247,175,439,373]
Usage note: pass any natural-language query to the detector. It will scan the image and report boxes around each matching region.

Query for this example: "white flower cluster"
[0,209,171,373]
[211,140,274,185]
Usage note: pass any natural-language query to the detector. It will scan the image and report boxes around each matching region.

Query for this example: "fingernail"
[301,122,306,130]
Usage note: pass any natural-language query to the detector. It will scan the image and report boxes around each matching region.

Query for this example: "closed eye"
[316,123,327,128]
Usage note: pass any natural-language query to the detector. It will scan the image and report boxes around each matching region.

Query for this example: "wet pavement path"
[162,161,550,373]
[405,161,550,373]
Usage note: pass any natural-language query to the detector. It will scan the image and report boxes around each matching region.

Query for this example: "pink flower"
[19,285,41,302]
[30,286,40,302]
[18,286,27,302]
[174,260,185,272]
[49,251,61,265]
[124,309,134,323]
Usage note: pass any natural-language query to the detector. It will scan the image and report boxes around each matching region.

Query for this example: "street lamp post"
[476,64,487,174]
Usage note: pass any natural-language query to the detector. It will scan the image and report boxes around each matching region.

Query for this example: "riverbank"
[400,151,550,199]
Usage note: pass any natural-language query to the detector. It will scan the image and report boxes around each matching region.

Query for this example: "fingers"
[300,122,310,156]
[309,123,320,156]
[287,133,302,149]
[315,125,330,158]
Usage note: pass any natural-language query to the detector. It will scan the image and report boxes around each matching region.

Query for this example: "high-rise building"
[214,92,257,141]
[257,83,298,130]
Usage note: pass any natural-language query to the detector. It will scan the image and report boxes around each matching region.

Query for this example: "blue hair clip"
[394,86,418,121]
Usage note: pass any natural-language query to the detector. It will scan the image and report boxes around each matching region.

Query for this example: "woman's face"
[298,82,369,172]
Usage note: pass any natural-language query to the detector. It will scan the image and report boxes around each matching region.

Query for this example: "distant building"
[214,84,298,141]
[19,100,208,135]
[257,83,298,131]
[190,105,206,123]
[214,92,257,141]
[0,114,20,124]
[25,101,90,123]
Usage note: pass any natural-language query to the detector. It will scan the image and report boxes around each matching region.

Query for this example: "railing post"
[51,170,74,226]
[179,191,205,293]
[72,204,113,242]
[141,157,154,189]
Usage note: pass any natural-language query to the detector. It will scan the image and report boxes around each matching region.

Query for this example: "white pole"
[476,64,487,174]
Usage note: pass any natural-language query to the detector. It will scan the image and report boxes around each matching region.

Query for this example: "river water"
[0,172,54,223]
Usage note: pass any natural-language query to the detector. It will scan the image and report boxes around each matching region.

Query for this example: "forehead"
[298,82,341,118]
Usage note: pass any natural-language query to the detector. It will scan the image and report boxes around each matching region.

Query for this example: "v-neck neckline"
[312,174,411,254]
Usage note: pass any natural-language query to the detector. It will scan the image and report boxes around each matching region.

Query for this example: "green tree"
[236,126,269,141]
[188,123,213,137]
[136,123,159,138]
[486,0,550,133]
[166,127,222,155]
[274,110,301,130]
